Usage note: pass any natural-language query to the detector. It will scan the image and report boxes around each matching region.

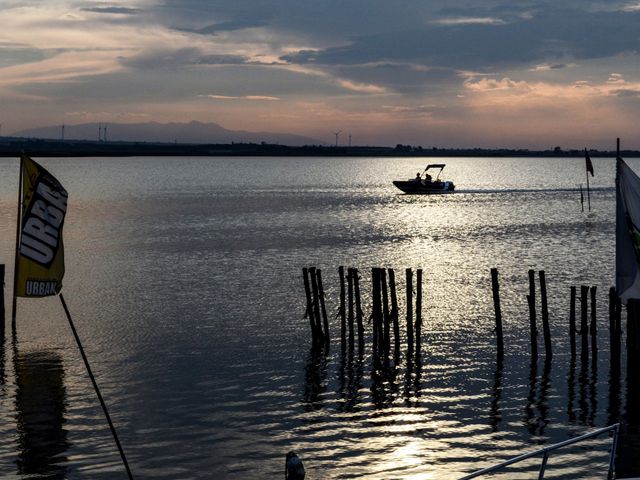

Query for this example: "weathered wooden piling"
[627,298,640,356]
[590,285,597,354]
[406,269,414,351]
[416,269,423,352]
[309,267,325,343]
[528,269,538,357]
[388,269,401,356]
[339,266,346,346]
[580,285,589,359]
[353,269,364,350]
[347,268,355,351]
[381,269,391,359]
[302,268,317,342]
[316,269,330,345]
[569,286,577,358]
[609,287,617,353]
[490,268,504,358]
[539,271,552,358]
[0,264,4,340]
[371,268,382,356]
[614,288,622,357]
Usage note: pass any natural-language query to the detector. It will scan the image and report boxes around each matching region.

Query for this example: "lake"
[0,155,637,479]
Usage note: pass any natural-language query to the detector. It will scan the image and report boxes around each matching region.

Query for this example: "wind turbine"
[332,130,342,147]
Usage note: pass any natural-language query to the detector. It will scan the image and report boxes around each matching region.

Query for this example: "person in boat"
[425,173,432,182]
[415,172,421,181]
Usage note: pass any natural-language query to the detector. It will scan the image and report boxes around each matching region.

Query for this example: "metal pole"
[538,450,549,479]
[59,294,134,479]
[586,165,591,211]
[11,154,24,331]
[459,424,619,479]
[607,423,619,480]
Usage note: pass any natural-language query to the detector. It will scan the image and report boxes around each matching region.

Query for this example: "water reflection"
[567,356,576,424]
[403,349,422,406]
[370,356,395,409]
[578,354,589,425]
[607,347,620,428]
[13,348,69,478]
[302,345,329,411]
[489,358,503,432]
[523,357,551,439]
[337,349,364,412]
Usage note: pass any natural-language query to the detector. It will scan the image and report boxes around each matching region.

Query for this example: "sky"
[1,0,639,148]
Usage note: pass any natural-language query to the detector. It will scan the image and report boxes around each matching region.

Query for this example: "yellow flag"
[16,155,68,297]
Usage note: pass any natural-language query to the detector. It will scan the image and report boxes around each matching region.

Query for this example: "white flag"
[616,158,640,301]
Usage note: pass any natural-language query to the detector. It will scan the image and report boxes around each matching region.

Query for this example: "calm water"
[0,155,637,479]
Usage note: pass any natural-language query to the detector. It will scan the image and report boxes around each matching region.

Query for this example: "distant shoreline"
[0,137,635,158]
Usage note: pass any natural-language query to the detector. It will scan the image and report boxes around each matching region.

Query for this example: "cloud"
[621,2,640,12]
[431,17,505,25]
[201,94,280,100]
[530,63,576,71]
[381,104,436,117]
[120,47,250,69]
[80,6,142,15]
[282,6,640,74]
[334,79,386,94]
[179,19,267,35]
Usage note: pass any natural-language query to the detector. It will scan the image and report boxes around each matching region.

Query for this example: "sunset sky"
[1,0,639,148]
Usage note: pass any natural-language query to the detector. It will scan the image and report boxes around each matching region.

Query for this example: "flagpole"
[11,154,24,331]
[59,293,134,479]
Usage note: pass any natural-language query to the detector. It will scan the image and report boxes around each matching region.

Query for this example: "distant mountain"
[12,121,324,146]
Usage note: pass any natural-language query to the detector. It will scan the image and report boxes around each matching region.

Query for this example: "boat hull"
[393,180,455,194]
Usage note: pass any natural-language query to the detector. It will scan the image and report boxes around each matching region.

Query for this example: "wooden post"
[309,267,324,343]
[580,285,589,359]
[302,268,316,343]
[388,268,401,355]
[528,269,538,357]
[615,291,622,354]
[316,268,330,345]
[416,269,423,353]
[406,269,414,351]
[353,268,364,350]
[490,268,504,358]
[347,268,355,351]
[0,264,4,341]
[627,298,640,356]
[381,269,391,359]
[339,266,346,347]
[539,271,552,358]
[371,268,382,357]
[569,286,576,358]
[609,287,620,360]
[590,285,597,354]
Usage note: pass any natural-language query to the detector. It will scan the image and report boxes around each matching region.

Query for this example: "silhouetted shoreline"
[0,137,634,157]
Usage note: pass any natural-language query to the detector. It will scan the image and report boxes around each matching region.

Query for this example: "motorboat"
[393,163,455,194]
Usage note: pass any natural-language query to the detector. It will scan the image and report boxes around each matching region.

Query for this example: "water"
[0,155,637,479]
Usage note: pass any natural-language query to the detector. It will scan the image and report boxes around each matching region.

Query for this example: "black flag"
[585,149,594,176]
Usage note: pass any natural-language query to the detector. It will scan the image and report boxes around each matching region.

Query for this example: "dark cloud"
[0,46,50,68]
[80,6,142,15]
[119,47,249,69]
[612,88,640,98]
[281,8,640,72]
[179,19,267,35]
[15,64,347,104]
